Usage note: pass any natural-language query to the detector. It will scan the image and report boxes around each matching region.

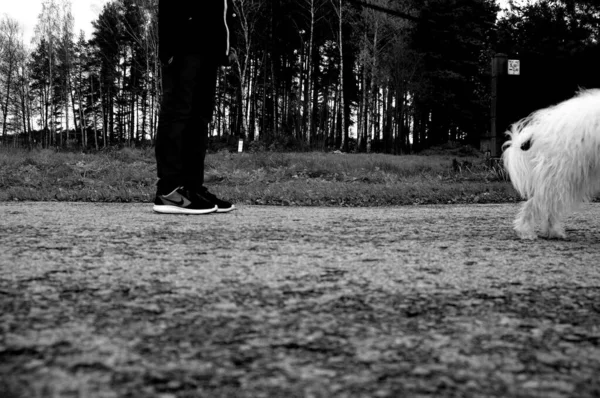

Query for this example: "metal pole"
[489,53,508,158]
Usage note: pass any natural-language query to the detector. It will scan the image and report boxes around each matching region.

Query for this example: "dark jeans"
[155,55,218,193]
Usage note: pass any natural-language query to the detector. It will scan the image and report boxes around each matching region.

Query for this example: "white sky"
[1,0,111,48]
[497,0,538,10]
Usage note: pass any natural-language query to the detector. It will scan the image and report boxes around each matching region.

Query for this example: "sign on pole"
[238,139,244,153]
[508,59,520,75]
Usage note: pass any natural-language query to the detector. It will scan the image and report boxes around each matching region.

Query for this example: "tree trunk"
[1,61,15,142]
[385,83,393,153]
[335,0,347,152]
[99,79,107,147]
[305,0,316,146]
[90,76,99,150]
[359,63,367,152]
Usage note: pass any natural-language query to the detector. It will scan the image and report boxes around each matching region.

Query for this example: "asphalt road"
[1,202,599,397]
[2,202,599,290]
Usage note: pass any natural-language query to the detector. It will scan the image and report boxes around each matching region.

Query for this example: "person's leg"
[186,58,236,212]
[155,56,200,194]
[153,56,218,214]
[163,55,235,213]
[181,56,219,189]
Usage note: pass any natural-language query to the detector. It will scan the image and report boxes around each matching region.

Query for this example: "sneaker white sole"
[216,205,236,213]
[153,205,218,215]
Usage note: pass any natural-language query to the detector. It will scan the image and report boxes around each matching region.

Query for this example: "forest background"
[0,0,598,154]
[1,0,599,206]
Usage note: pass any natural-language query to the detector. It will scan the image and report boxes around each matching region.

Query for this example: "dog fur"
[502,88,600,239]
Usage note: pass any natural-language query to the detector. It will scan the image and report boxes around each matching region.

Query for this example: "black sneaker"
[153,186,218,214]
[196,187,236,213]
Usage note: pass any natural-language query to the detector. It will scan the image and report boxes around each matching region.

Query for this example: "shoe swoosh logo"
[163,196,191,207]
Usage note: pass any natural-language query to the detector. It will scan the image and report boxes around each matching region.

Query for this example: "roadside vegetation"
[0,146,517,206]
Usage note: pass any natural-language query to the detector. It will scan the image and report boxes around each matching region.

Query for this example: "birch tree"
[233,0,265,140]
[299,0,327,146]
[330,0,346,151]
[0,15,23,143]
[33,0,63,146]
[57,0,75,144]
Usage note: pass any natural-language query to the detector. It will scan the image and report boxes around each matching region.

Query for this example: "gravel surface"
[1,202,599,397]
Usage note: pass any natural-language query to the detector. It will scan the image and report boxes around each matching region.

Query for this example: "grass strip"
[0,146,519,205]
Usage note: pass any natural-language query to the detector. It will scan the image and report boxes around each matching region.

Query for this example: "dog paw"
[515,228,537,240]
[542,229,567,240]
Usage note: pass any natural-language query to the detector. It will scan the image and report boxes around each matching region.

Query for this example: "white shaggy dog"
[502,88,600,240]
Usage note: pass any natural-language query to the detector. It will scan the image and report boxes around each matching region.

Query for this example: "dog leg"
[547,220,567,239]
[540,190,569,239]
[541,214,567,239]
[514,198,538,240]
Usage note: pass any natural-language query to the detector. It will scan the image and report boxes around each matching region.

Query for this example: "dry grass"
[0,146,518,205]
